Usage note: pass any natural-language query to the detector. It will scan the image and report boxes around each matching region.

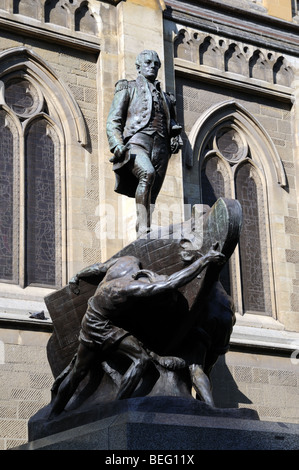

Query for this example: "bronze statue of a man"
[106,50,182,237]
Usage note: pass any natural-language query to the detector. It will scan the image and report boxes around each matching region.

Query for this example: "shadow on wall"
[210,354,253,408]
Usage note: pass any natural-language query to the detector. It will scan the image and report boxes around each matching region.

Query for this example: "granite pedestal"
[14,396,299,450]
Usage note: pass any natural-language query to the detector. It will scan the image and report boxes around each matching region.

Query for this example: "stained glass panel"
[235,164,266,313]
[201,156,231,295]
[0,111,14,281]
[201,156,225,207]
[25,119,56,286]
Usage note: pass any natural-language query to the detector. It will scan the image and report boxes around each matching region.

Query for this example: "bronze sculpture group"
[45,51,241,421]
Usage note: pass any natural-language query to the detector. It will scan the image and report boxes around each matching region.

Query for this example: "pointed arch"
[188,100,286,188]
[0,47,88,146]
[75,1,98,35]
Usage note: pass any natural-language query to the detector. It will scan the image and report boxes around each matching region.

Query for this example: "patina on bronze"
[43,198,242,422]
[49,246,226,418]
[106,50,182,237]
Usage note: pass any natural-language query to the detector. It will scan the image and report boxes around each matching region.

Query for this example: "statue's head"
[104,256,142,281]
[135,50,161,82]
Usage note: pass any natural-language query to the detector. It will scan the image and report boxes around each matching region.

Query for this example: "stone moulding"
[0,13,101,53]
[165,0,299,56]
[174,59,294,107]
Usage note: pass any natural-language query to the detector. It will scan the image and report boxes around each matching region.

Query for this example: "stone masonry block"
[268,370,297,387]
[291,293,299,312]
[0,419,27,439]
[285,216,299,234]
[286,249,299,263]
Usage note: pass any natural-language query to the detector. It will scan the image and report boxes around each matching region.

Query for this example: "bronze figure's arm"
[124,245,225,299]
[106,80,130,161]
[69,258,118,294]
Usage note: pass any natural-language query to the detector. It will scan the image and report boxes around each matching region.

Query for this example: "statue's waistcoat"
[119,75,171,142]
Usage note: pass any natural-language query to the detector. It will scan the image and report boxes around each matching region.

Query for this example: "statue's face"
[138,52,160,82]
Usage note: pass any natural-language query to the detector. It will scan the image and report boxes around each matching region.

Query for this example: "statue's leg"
[150,135,169,206]
[189,363,215,407]
[130,146,155,236]
[51,353,77,397]
[116,335,151,399]
[48,343,96,418]
[184,332,215,406]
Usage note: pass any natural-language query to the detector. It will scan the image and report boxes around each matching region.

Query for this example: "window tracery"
[197,103,278,317]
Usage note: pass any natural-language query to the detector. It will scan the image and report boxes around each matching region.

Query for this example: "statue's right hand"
[205,242,225,265]
[109,144,126,163]
[206,246,226,266]
[210,251,226,265]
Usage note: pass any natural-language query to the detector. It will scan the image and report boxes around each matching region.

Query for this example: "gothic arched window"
[0,46,89,294]
[0,74,61,288]
[196,102,280,317]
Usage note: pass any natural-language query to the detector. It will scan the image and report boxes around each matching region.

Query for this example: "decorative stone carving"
[45,0,70,28]
[213,126,248,164]
[249,50,272,82]
[174,29,294,88]
[199,36,223,70]
[3,0,101,36]
[225,44,247,76]
[4,77,43,119]
[273,57,294,87]
[13,0,42,19]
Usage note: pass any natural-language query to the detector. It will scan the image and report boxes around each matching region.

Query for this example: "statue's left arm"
[166,92,179,129]
[165,92,183,154]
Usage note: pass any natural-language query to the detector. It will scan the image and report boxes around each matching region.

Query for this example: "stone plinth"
[12,396,299,450]
[15,410,299,451]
